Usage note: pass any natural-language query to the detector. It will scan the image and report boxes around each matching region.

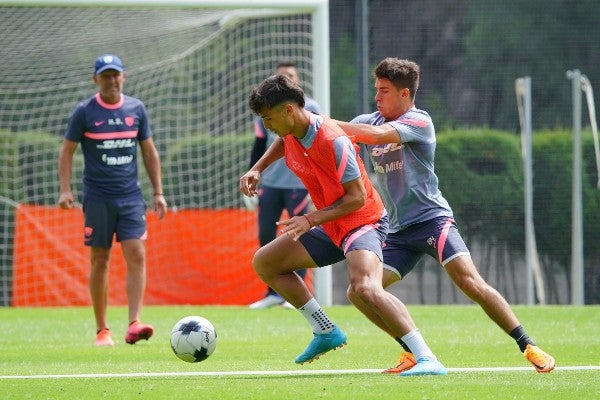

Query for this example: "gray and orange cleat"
[399,356,447,376]
[524,344,555,373]
[382,351,417,374]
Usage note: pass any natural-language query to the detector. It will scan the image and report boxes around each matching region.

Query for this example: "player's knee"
[348,280,379,305]
[126,250,145,267]
[251,248,276,280]
[90,251,110,269]
[251,252,266,276]
[455,274,489,300]
[346,285,359,304]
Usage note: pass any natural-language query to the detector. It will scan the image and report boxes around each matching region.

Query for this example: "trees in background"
[329,0,600,131]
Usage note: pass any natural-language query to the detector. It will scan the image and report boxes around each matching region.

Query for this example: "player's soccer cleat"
[294,325,347,364]
[95,328,114,347]
[382,351,417,374]
[249,294,285,309]
[125,321,154,344]
[524,344,555,373]
[399,356,447,376]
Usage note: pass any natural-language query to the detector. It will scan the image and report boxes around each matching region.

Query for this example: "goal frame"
[2,0,329,112]
[3,0,333,305]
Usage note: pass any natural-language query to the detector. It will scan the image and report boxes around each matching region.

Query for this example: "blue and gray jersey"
[65,93,152,201]
[351,108,452,232]
[255,97,322,189]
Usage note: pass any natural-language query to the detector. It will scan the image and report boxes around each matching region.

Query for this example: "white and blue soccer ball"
[170,316,218,363]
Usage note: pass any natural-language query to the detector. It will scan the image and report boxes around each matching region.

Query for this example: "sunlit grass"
[0,305,598,399]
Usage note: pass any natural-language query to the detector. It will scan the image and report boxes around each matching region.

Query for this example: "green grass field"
[0,305,598,399]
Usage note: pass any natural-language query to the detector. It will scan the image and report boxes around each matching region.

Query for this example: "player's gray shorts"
[383,216,470,279]
[298,213,388,267]
[83,198,147,247]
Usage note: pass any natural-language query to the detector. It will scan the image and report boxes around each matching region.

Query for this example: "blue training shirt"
[65,93,152,201]
[255,96,322,189]
[351,107,453,232]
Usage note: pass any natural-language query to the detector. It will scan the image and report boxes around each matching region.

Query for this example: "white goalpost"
[566,69,600,305]
[515,77,545,305]
[0,0,332,306]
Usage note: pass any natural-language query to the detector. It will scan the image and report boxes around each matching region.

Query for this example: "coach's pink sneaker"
[125,321,154,344]
[95,328,114,347]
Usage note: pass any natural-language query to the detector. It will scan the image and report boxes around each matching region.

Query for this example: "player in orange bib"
[240,74,445,371]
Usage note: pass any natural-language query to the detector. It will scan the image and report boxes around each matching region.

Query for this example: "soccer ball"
[170,316,218,363]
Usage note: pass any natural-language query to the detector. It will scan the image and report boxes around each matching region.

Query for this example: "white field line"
[0,366,598,379]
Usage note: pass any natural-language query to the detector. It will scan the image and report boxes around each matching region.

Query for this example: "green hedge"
[0,129,84,205]
[532,131,600,261]
[163,134,254,209]
[436,128,524,250]
[436,127,600,264]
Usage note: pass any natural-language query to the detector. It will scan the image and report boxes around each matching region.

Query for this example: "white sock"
[401,329,436,360]
[298,298,335,334]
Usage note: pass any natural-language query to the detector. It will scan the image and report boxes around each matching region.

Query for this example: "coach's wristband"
[154,193,163,196]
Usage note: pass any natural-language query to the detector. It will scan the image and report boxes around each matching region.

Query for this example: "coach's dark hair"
[374,58,420,101]
[249,74,305,114]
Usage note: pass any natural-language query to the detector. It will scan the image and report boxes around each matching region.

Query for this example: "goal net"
[0,1,329,306]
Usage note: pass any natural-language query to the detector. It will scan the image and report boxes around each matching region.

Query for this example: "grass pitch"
[0,305,598,399]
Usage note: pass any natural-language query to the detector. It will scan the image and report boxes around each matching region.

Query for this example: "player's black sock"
[509,325,535,352]
[395,337,411,352]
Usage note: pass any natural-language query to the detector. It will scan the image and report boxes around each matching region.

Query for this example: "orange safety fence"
[12,205,311,307]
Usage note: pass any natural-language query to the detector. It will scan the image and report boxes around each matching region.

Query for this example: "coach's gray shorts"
[298,213,388,267]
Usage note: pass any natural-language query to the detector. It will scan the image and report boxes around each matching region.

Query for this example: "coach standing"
[58,54,167,347]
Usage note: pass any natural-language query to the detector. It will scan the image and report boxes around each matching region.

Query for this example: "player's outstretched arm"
[334,120,400,145]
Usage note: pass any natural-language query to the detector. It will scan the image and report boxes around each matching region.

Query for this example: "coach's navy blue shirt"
[65,93,152,201]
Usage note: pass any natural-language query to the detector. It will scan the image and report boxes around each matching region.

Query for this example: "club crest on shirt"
[125,116,135,127]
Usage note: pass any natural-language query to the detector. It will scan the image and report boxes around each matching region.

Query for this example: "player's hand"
[58,191,74,209]
[278,215,312,241]
[154,194,167,220]
[240,170,260,197]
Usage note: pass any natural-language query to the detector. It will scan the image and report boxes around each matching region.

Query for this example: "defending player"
[335,57,555,373]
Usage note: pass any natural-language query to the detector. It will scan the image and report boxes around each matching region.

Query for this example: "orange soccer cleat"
[524,344,555,373]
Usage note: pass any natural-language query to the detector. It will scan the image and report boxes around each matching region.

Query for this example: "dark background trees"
[329,0,600,131]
